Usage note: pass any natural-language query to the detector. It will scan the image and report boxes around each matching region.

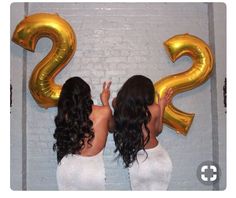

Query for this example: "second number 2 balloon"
[154,34,214,135]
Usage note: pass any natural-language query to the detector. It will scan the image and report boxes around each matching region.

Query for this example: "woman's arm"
[108,115,115,132]
[155,103,164,135]
[155,88,173,135]
[112,97,116,109]
[100,81,114,132]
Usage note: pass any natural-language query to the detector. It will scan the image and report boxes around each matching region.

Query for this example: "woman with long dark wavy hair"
[53,77,112,190]
[113,75,173,190]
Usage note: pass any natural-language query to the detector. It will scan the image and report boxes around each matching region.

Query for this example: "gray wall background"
[10,3,226,190]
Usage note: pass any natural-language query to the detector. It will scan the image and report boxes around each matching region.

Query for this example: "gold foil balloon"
[154,34,214,135]
[12,13,76,108]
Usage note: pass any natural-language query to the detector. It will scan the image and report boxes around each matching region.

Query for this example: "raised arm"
[155,88,173,135]
[100,81,114,132]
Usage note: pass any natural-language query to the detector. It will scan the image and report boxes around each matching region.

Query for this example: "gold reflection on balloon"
[12,13,76,108]
[154,34,214,135]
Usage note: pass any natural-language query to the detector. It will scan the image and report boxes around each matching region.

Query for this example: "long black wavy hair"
[113,75,155,168]
[53,77,94,163]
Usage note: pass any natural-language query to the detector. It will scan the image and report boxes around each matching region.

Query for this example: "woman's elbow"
[108,117,115,133]
[156,125,163,136]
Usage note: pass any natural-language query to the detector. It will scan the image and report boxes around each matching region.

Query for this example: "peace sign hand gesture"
[100,81,112,106]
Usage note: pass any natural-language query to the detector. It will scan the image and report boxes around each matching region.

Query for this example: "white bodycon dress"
[57,149,105,190]
[128,144,172,190]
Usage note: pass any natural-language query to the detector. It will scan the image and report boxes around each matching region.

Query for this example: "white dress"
[57,149,105,190]
[128,144,172,190]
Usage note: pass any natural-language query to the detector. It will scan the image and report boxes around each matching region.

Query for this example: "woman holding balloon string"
[53,77,113,190]
[113,75,173,190]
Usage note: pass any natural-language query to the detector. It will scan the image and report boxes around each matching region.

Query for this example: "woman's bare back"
[143,103,160,149]
[78,105,112,156]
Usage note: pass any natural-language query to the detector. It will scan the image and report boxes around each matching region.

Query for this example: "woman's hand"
[100,81,112,106]
[157,88,173,109]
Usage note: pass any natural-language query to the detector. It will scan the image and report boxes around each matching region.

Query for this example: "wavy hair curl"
[53,77,94,163]
[113,75,155,168]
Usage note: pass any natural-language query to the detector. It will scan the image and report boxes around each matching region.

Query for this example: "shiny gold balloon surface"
[12,13,76,108]
[154,34,214,135]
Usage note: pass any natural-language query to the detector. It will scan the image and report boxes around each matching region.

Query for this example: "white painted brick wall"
[10,3,226,190]
[10,3,25,190]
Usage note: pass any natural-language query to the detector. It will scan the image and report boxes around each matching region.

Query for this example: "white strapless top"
[57,150,105,190]
[128,144,172,190]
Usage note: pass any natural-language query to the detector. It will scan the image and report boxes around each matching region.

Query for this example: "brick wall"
[10,3,226,190]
